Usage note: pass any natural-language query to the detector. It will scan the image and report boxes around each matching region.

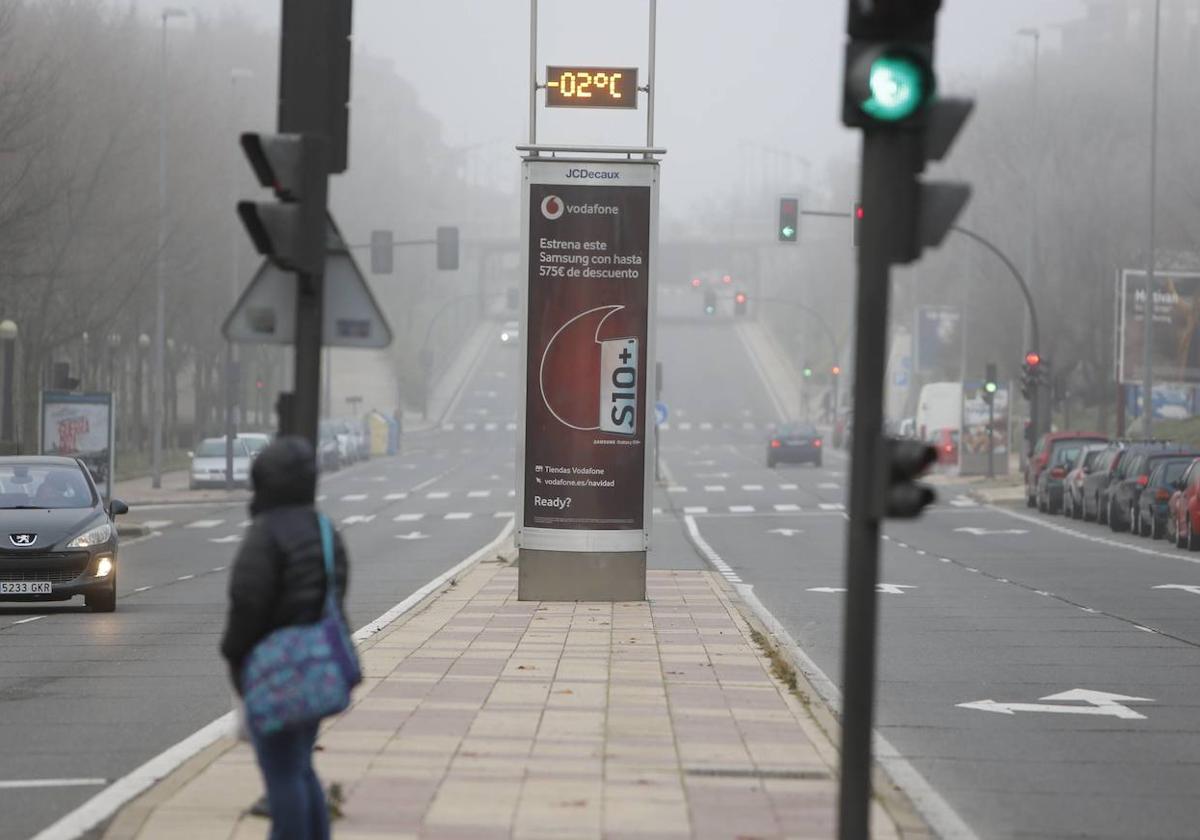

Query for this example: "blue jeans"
[250,721,330,840]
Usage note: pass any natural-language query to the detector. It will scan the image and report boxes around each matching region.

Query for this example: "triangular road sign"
[222,214,393,348]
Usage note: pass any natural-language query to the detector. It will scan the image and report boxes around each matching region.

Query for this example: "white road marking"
[667,486,687,493]
[779,483,799,491]
[12,616,45,626]
[177,575,195,581]
[316,495,327,502]
[769,528,803,537]
[682,515,741,583]
[1153,584,1200,596]
[683,506,708,515]
[950,497,978,508]
[819,503,845,511]
[954,527,1028,536]
[394,513,424,522]
[485,423,498,431]
[994,506,1200,566]
[463,423,477,432]
[506,422,517,431]
[679,422,693,431]
[774,504,801,512]
[208,535,242,544]
[140,520,173,530]
[653,507,663,515]
[0,779,106,790]
[494,511,514,518]
[507,490,516,497]
[697,472,731,479]
[742,484,764,491]
[729,505,755,513]
[467,490,491,498]
[384,492,408,501]
[395,532,429,541]
[187,520,223,529]
[699,422,713,430]
[427,491,450,500]
[957,689,1154,720]
[704,485,726,493]
[340,494,368,502]
[238,521,250,528]
[445,512,473,520]
[808,584,915,595]
[341,515,376,525]
[818,483,840,490]
[211,566,226,573]
[133,586,153,593]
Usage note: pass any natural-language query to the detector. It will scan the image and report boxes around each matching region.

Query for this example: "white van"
[916,382,962,442]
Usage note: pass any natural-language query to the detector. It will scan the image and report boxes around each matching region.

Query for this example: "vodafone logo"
[540,195,565,220]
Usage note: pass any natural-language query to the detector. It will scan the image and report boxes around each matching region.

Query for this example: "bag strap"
[316,512,338,608]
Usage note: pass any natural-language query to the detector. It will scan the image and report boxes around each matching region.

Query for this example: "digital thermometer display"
[545,66,639,109]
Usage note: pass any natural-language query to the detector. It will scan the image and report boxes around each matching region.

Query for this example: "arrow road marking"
[769,528,804,537]
[395,532,429,541]
[954,527,1029,536]
[1152,584,1200,596]
[807,584,915,595]
[957,689,1154,720]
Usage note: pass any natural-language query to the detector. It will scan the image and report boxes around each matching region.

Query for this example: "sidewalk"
[101,555,910,839]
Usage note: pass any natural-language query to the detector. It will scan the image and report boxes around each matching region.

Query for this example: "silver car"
[189,437,252,489]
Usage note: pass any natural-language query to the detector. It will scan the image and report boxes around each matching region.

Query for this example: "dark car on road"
[767,423,823,468]
[1108,449,1199,533]
[1025,431,1108,507]
[1138,457,1196,539]
[1035,440,1100,514]
[1081,441,1179,525]
[1062,444,1108,519]
[0,457,128,612]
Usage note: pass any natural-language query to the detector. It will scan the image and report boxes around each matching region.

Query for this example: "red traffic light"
[722,274,732,285]
[1024,351,1041,367]
[855,205,864,220]
[831,365,842,376]
[255,379,265,390]
[735,292,747,305]
[691,278,701,288]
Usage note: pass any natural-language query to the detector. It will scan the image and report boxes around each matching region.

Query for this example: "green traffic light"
[705,305,716,315]
[781,226,795,239]
[803,367,813,378]
[862,53,928,122]
[984,382,997,394]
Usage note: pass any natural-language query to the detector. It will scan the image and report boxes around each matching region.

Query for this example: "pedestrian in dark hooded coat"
[220,435,348,840]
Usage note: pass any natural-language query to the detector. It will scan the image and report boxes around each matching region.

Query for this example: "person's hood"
[249,436,317,515]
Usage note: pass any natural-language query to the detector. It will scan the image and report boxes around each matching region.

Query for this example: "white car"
[189,437,251,489]
[236,432,271,458]
[500,321,520,346]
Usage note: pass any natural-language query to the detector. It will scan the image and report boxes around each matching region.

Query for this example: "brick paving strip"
[103,557,910,839]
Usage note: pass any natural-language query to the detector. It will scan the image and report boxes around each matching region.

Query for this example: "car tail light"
[944,444,953,454]
[770,439,781,449]
[1049,467,1065,479]
[1156,489,1171,501]
[1137,475,1149,487]
[813,439,822,448]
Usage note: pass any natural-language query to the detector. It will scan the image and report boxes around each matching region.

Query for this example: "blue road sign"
[655,402,669,427]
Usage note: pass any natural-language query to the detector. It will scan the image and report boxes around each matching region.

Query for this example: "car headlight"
[95,556,113,578]
[67,522,112,549]
[501,332,510,342]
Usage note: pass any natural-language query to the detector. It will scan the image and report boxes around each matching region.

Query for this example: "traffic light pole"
[988,399,996,479]
[292,146,330,448]
[839,131,914,840]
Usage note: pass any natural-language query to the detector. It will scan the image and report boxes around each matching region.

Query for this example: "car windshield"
[0,464,93,509]
[196,439,247,458]
[780,424,817,437]
[240,436,269,455]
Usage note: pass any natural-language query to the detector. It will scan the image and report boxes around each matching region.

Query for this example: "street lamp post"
[1142,0,1163,438]
[152,6,188,489]
[224,67,253,492]
[136,333,150,451]
[0,320,18,444]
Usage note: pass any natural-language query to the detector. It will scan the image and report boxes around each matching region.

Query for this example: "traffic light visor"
[861,52,930,122]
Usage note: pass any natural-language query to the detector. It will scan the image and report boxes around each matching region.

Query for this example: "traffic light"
[703,289,717,316]
[803,364,813,378]
[690,277,702,289]
[842,3,973,264]
[983,362,998,406]
[237,132,325,275]
[852,201,864,248]
[370,230,393,274]
[831,364,842,378]
[778,196,799,243]
[721,274,732,285]
[1021,351,1041,401]
[886,438,937,518]
[436,226,459,271]
[734,291,748,316]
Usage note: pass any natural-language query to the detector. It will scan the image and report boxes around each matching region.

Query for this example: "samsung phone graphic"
[539,305,637,436]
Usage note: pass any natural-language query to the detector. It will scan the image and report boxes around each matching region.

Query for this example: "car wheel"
[1172,515,1183,547]
[1150,515,1159,540]
[1026,491,1036,508]
[86,580,117,613]
[1108,499,1123,532]
[1188,518,1200,552]
[1098,496,1108,525]
[1036,492,1046,513]
[1083,494,1095,522]
[1130,504,1140,536]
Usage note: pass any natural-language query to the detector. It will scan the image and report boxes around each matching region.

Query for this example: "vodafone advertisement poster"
[40,391,115,500]
[518,161,658,552]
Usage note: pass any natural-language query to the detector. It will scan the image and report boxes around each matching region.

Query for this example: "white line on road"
[819,503,845,511]
[394,513,424,522]
[176,575,195,581]
[779,483,798,491]
[667,486,688,493]
[0,779,106,790]
[703,485,726,492]
[994,506,1200,566]
[818,483,840,490]
[140,520,173,530]
[742,484,763,491]
[208,535,241,544]
[12,616,44,626]
[445,512,473,520]
[211,567,226,573]
[682,515,742,583]
[427,491,450,500]
[774,504,801,512]
[340,494,368,502]
[186,519,223,529]
[133,586,152,593]
[384,492,408,500]
[729,505,755,514]
[683,506,708,515]
[467,490,491,498]
[494,511,513,518]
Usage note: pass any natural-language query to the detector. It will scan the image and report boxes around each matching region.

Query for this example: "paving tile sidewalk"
[104,562,907,840]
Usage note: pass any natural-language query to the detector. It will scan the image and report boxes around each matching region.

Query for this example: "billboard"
[518,160,658,554]
[914,305,963,376]
[40,391,115,500]
[960,381,1009,477]
[1117,269,1200,385]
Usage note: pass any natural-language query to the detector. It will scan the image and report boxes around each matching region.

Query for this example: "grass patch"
[749,627,803,699]
[1153,417,1200,449]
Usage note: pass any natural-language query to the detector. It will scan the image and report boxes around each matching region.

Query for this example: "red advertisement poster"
[523,180,652,531]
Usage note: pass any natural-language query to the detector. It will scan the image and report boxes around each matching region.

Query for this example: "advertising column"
[517,159,658,601]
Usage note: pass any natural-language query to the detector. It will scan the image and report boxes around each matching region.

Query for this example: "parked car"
[1025,431,1108,508]
[1109,449,1199,533]
[317,424,342,472]
[927,427,959,467]
[1035,440,1092,514]
[189,437,252,489]
[500,320,520,347]
[236,432,271,458]
[1138,457,1197,539]
[1171,459,1200,550]
[767,422,823,468]
[1063,444,1109,520]
[0,457,128,612]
